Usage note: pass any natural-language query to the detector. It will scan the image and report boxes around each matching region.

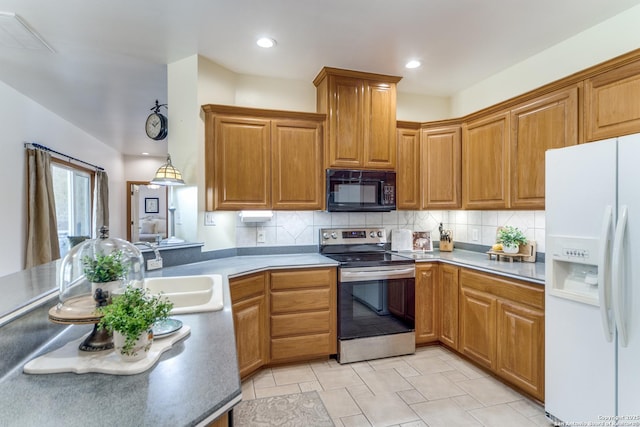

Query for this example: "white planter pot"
[113,329,153,362]
[503,243,520,254]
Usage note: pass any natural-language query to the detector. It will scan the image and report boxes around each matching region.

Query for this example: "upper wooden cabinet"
[585,58,640,141]
[462,111,510,209]
[421,124,462,209]
[271,119,324,209]
[203,105,325,211]
[510,86,579,209]
[396,122,421,209]
[396,121,461,210]
[314,67,401,170]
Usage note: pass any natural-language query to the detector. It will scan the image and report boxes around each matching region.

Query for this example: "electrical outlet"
[472,229,479,241]
[257,228,266,243]
[147,258,163,270]
[204,211,216,226]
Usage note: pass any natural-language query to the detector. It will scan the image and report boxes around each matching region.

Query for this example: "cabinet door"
[363,81,397,169]
[230,273,268,379]
[213,116,271,210]
[462,111,510,209]
[496,300,544,401]
[585,59,640,141]
[459,286,496,370]
[421,125,462,209]
[232,296,267,378]
[271,119,324,209]
[510,86,579,209]
[327,76,364,168]
[396,125,421,209]
[439,264,459,350]
[415,264,438,344]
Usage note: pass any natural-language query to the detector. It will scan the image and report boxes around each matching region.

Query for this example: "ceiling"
[1,0,639,156]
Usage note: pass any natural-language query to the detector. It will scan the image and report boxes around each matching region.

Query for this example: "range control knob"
[322,232,329,240]
[370,231,376,238]
[331,232,337,239]
[377,231,384,238]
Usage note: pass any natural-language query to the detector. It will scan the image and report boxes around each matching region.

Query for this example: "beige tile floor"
[240,345,553,427]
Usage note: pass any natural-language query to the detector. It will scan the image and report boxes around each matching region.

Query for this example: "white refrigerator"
[545,135,640,424]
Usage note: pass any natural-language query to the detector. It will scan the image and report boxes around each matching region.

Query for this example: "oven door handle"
[340,267,415,282]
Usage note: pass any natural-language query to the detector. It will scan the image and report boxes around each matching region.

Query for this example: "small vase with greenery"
[497,226,528,253]
[97,286,173,361]
[83,249,129,295]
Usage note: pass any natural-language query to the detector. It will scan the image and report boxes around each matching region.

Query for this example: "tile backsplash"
[236,210,546,253]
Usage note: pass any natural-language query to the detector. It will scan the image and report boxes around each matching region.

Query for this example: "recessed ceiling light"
[256,37,276,48]
[405,60,421,69]
[141,152,149,156]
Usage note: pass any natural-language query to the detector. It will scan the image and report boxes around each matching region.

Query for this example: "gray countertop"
[0,251,541,426]
[395,249,545,285]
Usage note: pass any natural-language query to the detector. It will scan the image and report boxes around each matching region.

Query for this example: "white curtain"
[93,170,109,237]
[25,148,60,268]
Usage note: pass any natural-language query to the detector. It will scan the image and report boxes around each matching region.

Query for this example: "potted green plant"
[497,226,528,254]
[83,250,129,295]
[97,286,173,362]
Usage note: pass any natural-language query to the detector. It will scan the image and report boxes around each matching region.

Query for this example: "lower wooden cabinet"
[459,286,497,370]
[229,272,268,379]
[439,264,459,350]
[496,299,544,400]
[269,267,337,363]
[459,268,545,401]
[415,263,438,343]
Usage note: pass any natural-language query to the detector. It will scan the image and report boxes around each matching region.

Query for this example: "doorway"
[126,181,168,243]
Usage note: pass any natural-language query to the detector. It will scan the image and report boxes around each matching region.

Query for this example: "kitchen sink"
[143,274,223,314]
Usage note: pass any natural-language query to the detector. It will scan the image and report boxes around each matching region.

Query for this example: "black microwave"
[326,169,396,212]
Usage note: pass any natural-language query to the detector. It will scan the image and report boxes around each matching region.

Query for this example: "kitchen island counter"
[0,254,338,427]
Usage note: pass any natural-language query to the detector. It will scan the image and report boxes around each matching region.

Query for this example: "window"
[51,162,93,257]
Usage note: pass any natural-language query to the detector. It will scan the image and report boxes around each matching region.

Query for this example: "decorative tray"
[24,325,190,376]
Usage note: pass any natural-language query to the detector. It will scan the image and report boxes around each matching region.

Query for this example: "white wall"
[0,80,125,277]
[396,92,451,122]
[451,4,640,116]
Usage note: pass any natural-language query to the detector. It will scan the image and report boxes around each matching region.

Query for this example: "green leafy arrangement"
[82,250,129,283]
[497,226,528,247]
[98,286,173,355]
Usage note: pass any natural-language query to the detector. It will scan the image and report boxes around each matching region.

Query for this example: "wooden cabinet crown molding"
[202,104,326,121]
[313,67,402,87]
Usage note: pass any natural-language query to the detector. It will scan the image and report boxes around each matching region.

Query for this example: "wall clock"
[145,100,168,141]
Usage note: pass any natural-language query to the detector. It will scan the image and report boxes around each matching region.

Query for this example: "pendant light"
[150,154,185,186]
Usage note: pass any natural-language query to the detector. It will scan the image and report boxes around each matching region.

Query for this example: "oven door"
[338,265,415,341]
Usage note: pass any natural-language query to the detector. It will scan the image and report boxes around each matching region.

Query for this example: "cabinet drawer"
[271,333,332,361]
[270,268,334,290]
[271,288,330,313]
[271,312,330,337]
[460,269,543,309]
[230,272,266,302]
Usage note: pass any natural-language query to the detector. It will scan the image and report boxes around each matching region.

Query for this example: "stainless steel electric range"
[320,227,416,364]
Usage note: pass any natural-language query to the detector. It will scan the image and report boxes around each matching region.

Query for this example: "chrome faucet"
[133,242,163,270]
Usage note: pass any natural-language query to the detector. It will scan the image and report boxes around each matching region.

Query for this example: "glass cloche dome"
[50,226,145,324]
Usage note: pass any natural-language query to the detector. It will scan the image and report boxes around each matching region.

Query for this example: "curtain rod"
[24,142,105,171]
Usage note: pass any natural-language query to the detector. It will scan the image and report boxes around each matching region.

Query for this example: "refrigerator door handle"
[598,205,614,342]
[612,205,629,347]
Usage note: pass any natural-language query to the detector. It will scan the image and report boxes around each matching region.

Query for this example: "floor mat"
[233,391,334,427]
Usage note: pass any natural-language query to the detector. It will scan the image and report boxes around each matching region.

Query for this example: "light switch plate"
[257,228,266,243]
[204,212,216,226]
